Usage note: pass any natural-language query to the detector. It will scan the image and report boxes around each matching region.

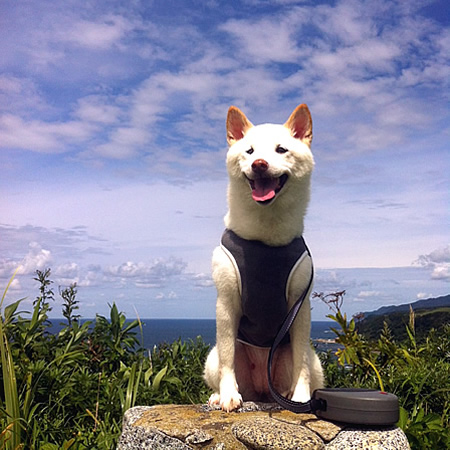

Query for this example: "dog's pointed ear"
[284,104,313,146]
[226,106,253,146]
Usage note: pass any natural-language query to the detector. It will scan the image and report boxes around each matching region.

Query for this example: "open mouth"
[247,174,288,204]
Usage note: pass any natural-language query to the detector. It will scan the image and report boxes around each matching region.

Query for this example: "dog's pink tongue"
[252,178,278,202]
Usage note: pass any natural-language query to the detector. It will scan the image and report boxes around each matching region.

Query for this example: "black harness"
[221,229,309,348]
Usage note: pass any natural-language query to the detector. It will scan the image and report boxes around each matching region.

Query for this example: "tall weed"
[0,272,22,449]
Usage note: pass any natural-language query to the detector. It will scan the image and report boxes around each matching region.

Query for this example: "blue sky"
[1,0,449,321]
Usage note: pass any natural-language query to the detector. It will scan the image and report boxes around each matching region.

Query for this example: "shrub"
[315,290,450,450]
[0,270,211,448]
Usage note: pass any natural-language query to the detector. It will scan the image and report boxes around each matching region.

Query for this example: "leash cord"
[267,243,324,413]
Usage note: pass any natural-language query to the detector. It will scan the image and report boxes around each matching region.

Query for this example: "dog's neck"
[225,176,310,247]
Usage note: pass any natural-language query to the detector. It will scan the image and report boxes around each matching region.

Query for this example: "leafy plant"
[1,270,211,448]
[60,283,80,327]
[0,270,22,450]
[315,290,450,450]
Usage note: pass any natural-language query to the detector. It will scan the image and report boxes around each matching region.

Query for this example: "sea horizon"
[48,319,339,352]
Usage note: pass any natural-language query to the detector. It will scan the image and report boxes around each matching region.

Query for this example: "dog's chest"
[221,229,308,348]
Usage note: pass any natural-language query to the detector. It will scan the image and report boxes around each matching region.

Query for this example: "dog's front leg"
[216,297,243,411]
[289,296,314,402]
[210,247,243,412]
[287,257,323,402]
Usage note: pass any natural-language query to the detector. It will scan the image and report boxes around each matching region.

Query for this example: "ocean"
[49,319,340,352]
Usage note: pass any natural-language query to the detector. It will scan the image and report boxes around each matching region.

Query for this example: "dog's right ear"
[226,106,253,146]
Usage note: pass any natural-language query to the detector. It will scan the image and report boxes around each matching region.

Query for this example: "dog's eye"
[276,146,288,154]
[246,148,254,155]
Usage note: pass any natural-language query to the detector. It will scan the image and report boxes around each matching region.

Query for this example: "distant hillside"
[363,294,450,317]
[358,294,450,342]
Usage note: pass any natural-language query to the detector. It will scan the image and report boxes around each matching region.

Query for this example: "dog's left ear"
[284,104,313,146]
[226,106,253,146]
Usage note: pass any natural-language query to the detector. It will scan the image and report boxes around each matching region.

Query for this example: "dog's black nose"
[252,159,269,174]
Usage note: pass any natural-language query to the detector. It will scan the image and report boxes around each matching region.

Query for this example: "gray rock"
[117,404,410,449]
[326,426,410,449]
[232,417,325,449]
[185,429,214,444]
[117,406,190,450]
[117,425,190,450]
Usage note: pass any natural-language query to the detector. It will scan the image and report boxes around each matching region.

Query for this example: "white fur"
[204,105,324,412]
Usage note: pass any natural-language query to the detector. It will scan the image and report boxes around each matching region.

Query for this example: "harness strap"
[267,244,323,413]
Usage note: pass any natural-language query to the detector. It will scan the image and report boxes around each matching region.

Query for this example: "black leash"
[266,244,323,413]
[266,244,400,425]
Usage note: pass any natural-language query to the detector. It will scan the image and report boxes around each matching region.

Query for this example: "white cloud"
[417,292,433,300]
[75,96,122,124]
[76,268,103,288]
[92,127,150,159]
[220,17,302,64]
[357,291,381,298]
[0,76,48,116]
[0,114,96,152]
[193,273,214,288]
[155,291,177,300]
[61,15,133,50]
[425,246,450,264]
[8,278,22,291]
[414,245,450,281]
[54,262,79,279]
[0,242,52,278]
[313,0,377,45]
[18,242,52,275]
[106,261,153,278]
[431,266,450,281]
[105,257,188,288]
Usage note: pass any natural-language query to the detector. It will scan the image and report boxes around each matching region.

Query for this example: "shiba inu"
[204,104,324,412]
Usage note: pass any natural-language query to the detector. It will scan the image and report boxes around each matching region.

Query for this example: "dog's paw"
[220,391,243,412]
[208,391,242,412]
[291,384,311,404]
[208,393,221,406]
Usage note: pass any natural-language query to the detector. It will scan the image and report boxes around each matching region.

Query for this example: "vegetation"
[0,269,210,449]
[314,290,450,450]
[1,271,448,449]
[357,307,450,342]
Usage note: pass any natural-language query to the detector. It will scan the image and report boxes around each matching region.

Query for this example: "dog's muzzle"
[246,173,288,204]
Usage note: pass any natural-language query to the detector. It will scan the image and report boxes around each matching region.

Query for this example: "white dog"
[204,104,324,412]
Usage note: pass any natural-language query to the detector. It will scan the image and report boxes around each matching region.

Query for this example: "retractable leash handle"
[267,247,399,426]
